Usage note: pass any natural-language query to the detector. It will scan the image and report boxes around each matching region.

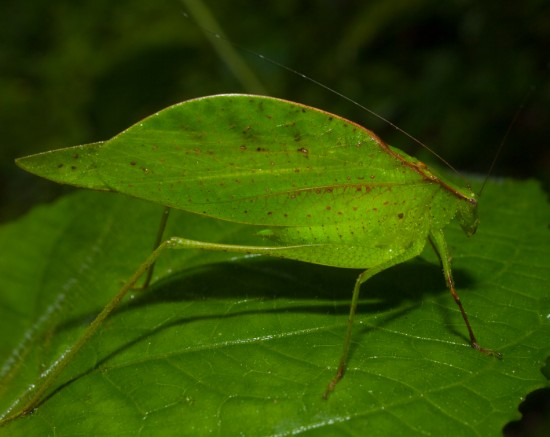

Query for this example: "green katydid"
[5,93,501,422]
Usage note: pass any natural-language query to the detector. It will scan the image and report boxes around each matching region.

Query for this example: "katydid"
[5,93,500,422]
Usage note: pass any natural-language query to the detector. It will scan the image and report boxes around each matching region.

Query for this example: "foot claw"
[323,366,345,400]
[472,342,502,360]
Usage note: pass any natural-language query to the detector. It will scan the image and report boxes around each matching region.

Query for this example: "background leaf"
[0,177,548,435]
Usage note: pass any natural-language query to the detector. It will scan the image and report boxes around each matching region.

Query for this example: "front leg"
[429,229,501,358]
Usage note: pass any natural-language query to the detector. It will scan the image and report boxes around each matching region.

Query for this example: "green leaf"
[0,178,548,435]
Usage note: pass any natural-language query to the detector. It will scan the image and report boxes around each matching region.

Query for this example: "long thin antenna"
[180,6,461,176]
[478,87,533,196]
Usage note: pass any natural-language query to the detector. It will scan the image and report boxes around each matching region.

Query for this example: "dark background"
[0,0,548,433]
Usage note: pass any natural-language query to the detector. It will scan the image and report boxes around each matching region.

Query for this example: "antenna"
[180,6,462,176]
[478,87,533,196]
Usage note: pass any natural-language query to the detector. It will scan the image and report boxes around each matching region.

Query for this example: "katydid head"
[457,192,479,237]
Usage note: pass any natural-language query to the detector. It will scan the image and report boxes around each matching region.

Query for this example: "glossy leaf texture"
[0,178,548,435]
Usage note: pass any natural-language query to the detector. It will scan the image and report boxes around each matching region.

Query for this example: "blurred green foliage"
[1,0,548,220]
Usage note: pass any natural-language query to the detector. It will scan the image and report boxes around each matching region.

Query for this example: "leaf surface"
[0,178,548,436]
